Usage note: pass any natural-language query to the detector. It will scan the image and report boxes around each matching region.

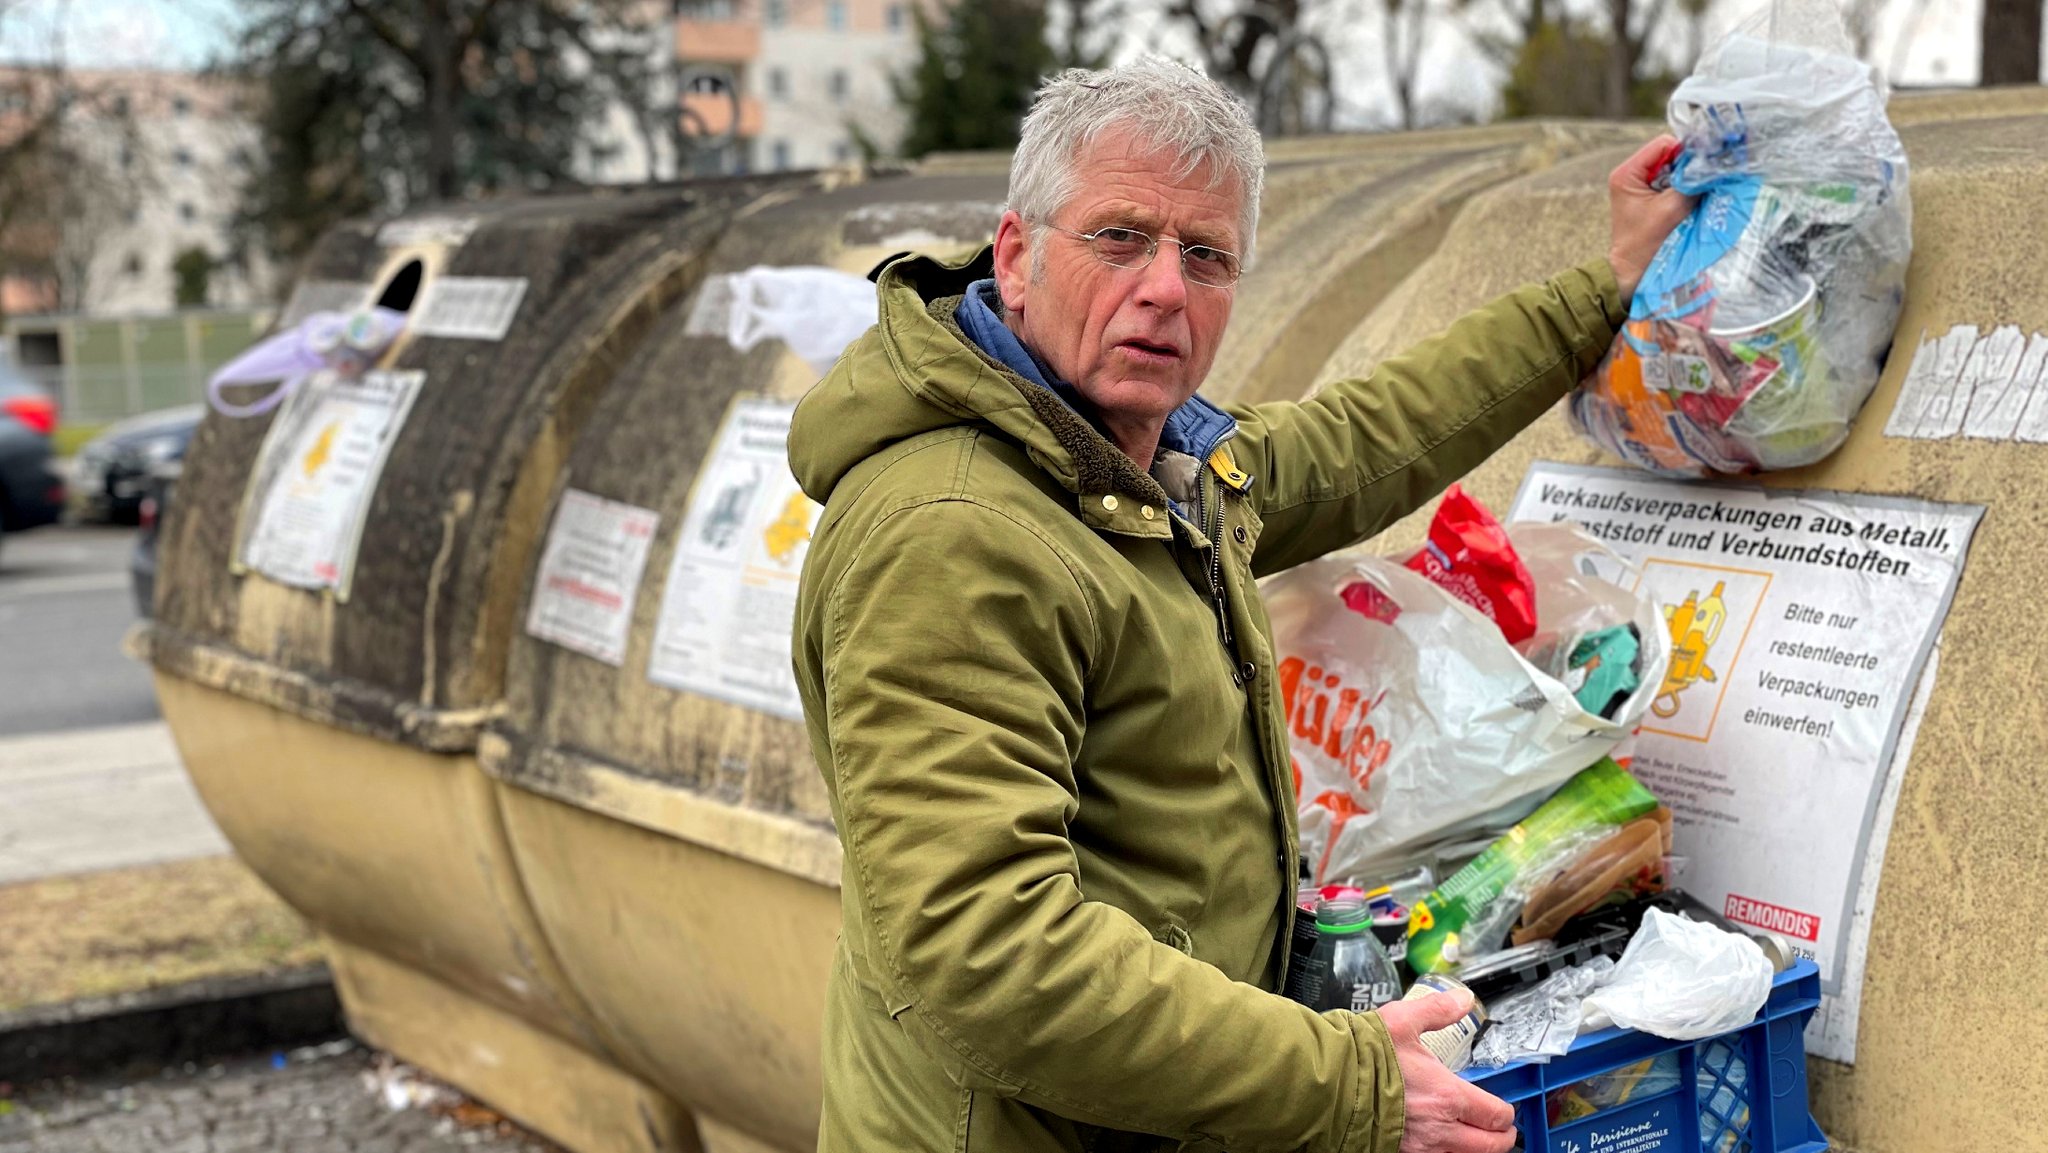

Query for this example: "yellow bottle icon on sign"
[302,422,340,478]
[762,491,814,567]
[1654,581,1726,719]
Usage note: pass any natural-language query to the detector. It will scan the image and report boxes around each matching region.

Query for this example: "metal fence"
[3,309,275,425]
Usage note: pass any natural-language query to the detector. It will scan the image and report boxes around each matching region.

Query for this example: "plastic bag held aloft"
[1583,909,1773,1040]
[1573,0,1911,476]
[1270,521,1669,884]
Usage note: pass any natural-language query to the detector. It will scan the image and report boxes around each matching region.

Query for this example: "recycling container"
[138,174,818,1153]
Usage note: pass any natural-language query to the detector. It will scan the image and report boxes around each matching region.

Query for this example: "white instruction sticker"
[1885,324,2048,441]
[648,398,819,720]
[377,215,479,248]
[236,370,425,598]
[1509,463,1981,1058]
[525,489,660,667]
[412,276,528,341]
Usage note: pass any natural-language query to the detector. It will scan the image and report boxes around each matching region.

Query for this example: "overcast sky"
[0,0,2005,126]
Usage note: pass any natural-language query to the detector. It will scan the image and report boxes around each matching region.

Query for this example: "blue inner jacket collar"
[957,279,1236,462]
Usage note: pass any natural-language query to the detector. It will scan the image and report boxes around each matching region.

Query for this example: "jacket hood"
[788,246,1172,513]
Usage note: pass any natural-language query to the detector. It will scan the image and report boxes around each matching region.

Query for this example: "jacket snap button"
[1102,494,1119,512]
[1240,661,1258,682]
[1141,505,1156,520]
[1233,525,1247,544]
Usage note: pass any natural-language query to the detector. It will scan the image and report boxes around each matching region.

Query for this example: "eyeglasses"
[1042,223,1243,289]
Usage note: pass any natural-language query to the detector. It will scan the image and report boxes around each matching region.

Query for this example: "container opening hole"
[376,260,425,312]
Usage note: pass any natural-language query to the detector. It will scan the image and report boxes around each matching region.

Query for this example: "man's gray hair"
[1008,57,1266,266]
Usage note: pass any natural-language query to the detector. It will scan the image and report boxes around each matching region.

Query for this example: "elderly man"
[789,59,1689,1153]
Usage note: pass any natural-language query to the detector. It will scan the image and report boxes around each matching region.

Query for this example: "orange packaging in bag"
[1403,485,1538,645]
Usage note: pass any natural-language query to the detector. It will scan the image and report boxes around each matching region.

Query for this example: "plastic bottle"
[1282,896,1405,1013]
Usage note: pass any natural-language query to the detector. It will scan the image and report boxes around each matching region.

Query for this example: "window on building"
[771,139,791,170]
[179,203,196,223]
[829,69,849,101]
[764,0,787,26]
[767,66,787,99]
[112,94,130,117]
[124,253,143,277]
[172,146,193,168]
[827,0,847,29]
[172,95,191,117]
[833,141,852,163]
[674,0,735,15]
[886,3,906,31]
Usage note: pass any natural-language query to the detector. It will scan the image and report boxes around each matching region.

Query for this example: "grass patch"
[51,423,105,458]
[0,856,325,1013]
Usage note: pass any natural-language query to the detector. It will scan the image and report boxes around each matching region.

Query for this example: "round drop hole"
[375,259,425,313]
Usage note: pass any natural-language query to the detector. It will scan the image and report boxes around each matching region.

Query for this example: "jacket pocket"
[1151,921,1195,956]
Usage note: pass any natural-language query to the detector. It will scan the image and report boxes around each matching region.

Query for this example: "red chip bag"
[1403,485,1538,644]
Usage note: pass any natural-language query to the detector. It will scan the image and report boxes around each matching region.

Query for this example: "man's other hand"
[1377,991,1519,1153]
[1607,135,1696,301]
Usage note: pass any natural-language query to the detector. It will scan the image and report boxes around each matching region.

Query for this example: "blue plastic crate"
[1462,959,1826,1153]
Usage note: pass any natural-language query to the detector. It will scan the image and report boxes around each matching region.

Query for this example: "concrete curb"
[0,964,344,1083]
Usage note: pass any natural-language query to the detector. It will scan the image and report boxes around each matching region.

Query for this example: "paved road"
[0,1043,559,1153]
[0,525,158,738]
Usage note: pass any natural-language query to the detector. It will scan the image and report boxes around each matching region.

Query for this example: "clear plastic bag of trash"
[1472,955,1617,1067]
[1270,520,1668,884]
[1582,908,1773,1040]
[1572,0,1911,476]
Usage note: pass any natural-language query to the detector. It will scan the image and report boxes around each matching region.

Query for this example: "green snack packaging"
[1406,758,1658,973]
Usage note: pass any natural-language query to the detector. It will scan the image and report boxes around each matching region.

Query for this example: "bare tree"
[1602,0,1671,118]
[1980,0,2044,84]
[1157,0,1337,134]
[0,0,149,319]
[1051,0,1127,67]
[1380,0,1432,129]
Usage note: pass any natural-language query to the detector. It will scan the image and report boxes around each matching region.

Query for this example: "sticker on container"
[1885,325,2048,442]
[377,215,479,248]
[411,276,528,341]
[1508,462,1980,1031]
[647,397,819,720]
[277,280,370,328]
[234,369,425,598]
[524,489,660,667]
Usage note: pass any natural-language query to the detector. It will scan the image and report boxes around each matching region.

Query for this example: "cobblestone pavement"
[0,1042,560,1153]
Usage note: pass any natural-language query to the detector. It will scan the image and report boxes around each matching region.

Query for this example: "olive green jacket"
[789,246,1626,1153]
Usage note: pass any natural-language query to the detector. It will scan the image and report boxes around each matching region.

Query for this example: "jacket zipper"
[1195,470,1239,683]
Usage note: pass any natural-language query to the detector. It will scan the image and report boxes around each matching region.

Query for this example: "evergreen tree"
[233,0,664,266]
[893,0,1055,158]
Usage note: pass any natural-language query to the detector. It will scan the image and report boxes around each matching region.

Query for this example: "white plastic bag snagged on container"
[1572,0,1911,476]
[1583,909,1773,1040]
[719,266,880,376]
[1268,522,1668,884]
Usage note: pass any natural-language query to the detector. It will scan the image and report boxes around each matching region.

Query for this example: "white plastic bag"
[1582,909,1773,1040]
[1269,522,1669,883]
[1572,0,1911,476]
[723,266,879,375]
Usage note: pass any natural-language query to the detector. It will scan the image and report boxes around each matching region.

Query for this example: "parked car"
[72,404,203,524]
[130,460,181,618]
[0,369,67,560]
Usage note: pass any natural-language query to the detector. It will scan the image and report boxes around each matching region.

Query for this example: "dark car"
[130,460,180,618]
[0,368,67,560]
[71,404,203,524]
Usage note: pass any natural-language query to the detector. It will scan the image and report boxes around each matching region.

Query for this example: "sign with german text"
[1510,462,1980,1062]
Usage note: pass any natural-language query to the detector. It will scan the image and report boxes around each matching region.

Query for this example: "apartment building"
[673,0,924,174]
[0,67,275,317]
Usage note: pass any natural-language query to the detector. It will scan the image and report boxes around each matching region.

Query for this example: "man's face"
[994,128,1242,437]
